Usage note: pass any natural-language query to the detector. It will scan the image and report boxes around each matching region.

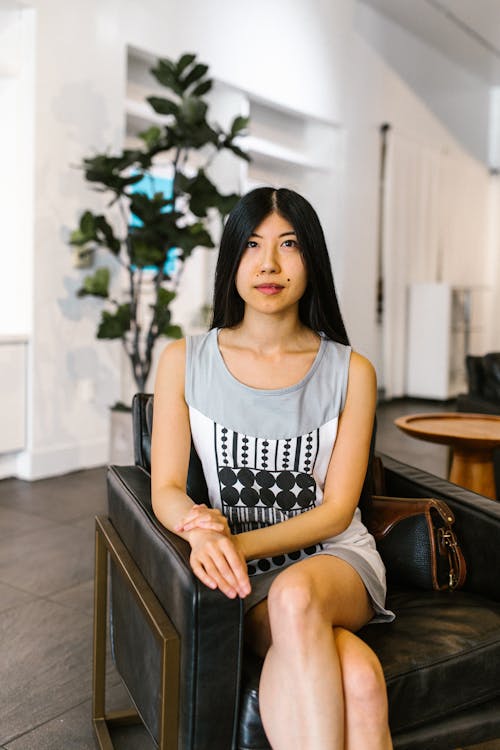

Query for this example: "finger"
[176,506,214,529]
[190,558,218,591]
[199,539,245,596]
[208,538,250,598]
[197,555,238,598]
[207,547,242,593]
[191,556,238,599]
[183,519,226,533]
[222,543,251,597]
[175,515,211,532]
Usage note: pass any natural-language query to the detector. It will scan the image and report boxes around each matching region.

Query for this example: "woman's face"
[235,211,307,315]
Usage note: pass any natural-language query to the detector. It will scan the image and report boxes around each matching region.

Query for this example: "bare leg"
[244,555,391,750]
[334,628,393,750]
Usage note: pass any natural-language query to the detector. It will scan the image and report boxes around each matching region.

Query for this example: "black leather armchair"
[93,394,500,750]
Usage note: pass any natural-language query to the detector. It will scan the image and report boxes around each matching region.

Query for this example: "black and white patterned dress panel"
[214,422,323,575]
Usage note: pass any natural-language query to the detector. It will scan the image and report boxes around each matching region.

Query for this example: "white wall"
[337,30,488,367]
[0,7,34,336]
[354,1,492,167]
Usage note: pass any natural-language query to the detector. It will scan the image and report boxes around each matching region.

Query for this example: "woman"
[151,187,394,750]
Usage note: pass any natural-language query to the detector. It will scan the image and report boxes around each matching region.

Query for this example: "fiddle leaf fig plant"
[70,52,249,399]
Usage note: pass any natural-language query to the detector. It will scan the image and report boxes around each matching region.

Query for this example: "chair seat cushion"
[237,588,500,749]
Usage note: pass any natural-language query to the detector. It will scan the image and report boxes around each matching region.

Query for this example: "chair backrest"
[132,393,154,470]
[132,393,209,504]
[466,353,500,401]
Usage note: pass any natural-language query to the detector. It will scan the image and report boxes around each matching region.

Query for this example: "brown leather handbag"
[365,495,467,591]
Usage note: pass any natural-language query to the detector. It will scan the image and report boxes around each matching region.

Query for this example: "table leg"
[449,448,496,500]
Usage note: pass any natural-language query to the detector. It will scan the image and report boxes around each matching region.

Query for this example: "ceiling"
[359,0,500,85]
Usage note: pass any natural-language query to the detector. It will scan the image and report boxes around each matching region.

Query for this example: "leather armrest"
[379,454,500,602]
[107,465,243,750]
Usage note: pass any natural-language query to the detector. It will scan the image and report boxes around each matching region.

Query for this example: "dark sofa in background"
[457,352,500,499]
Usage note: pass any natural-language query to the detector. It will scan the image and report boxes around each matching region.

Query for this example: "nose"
[258,244,280,274]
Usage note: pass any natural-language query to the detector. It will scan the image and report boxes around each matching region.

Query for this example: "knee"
[343,650,388,720]
[267,572,321,639]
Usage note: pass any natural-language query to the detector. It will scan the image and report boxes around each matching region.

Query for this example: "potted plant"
[69,52,249,459]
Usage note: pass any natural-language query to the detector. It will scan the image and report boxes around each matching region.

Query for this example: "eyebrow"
[249,231,297,238]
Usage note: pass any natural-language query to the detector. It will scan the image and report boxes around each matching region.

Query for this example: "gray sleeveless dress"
[185,328,394,623]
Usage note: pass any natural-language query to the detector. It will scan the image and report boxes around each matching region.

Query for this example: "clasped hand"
[175,504,251,600]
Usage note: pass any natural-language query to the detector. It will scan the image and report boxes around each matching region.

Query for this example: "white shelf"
[0,334,29,344]
[125,97,170,128]
[234,134,330,172]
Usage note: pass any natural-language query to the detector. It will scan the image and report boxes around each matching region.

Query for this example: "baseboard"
[0,453,21,480]
[14,437,109,480]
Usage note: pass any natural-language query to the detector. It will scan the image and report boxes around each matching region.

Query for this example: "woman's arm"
[241,352,376,558]
[151,339,250,599]
[151,339,197,533]
[181,351,376,560]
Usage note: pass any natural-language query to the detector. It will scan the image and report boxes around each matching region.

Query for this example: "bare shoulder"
[158,337,186,365]
[346,351,377,399]
[349,350,376,382]
[155,338,187,394]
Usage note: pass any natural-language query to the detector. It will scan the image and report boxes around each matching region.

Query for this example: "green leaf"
[176,221,214,257]
[156,57,175,73]
[179,169,239,219]
[181,62,209,90]
[95,215,121,255]
[138,126,162,149]
[152,287,177,335]
[81,210,95,236]
[178,97,208,126]
[130,239,165,268]
[226,142,251,162]
[183,170,215,217]
[212,191,240,216]
[147,96,179,117]
[82,153,143,195]
[97,304,131,339]
[77,267,110,298]
[176,53,196,75]
[129,192,176,225]
[150,59,184,96]
[191,79,212,97]
[157,287,176,307]
[230,115,250,137]
[163,324,182,339]
[175,172,193,194]
[69,228,89,247]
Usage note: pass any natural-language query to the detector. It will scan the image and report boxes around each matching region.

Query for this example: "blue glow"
[129,172,179,274]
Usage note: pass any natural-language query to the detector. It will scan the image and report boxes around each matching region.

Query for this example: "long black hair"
[211,187,349,345]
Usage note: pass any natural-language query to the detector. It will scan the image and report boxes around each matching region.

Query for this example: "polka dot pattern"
[214,425,323,578]
[217,466,317,514]
[246,545,321,577]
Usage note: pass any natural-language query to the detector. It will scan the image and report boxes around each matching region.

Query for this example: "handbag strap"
[437,526,467,590]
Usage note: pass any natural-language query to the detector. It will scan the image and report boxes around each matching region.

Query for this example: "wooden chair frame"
[92,515,180,749]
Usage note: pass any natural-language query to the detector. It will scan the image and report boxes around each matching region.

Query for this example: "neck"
[229,308,316,354]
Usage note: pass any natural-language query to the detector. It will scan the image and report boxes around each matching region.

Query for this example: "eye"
[282,239,299,249]
[246,240,258,249]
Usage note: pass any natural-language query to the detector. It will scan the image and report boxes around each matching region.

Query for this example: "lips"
[255,284,284,295]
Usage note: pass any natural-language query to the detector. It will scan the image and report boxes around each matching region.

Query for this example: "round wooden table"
[394,412,500,500]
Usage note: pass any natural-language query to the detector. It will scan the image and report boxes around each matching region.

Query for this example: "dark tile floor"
[0,398,498,749]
